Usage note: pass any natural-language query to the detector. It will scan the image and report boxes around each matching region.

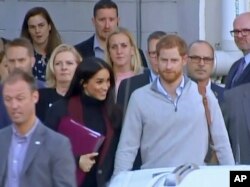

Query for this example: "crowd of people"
[1,0,250,187]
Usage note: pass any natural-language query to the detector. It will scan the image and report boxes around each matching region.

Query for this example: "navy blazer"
[225,58,250,89]
[75,35,148,67]
[75,35,95,58]
[211,82,224,104]
[117,68,151,116]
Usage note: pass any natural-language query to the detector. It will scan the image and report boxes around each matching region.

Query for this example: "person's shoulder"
[131,83,151,97]
[49,96,67,105]
[38,88,58,97]
[123,68,151,83]
[47,97,68,113]
[211,82,224,95]
[36,79,46,89]
[225,83,250,97]
[38,87,55,93]
[40,122,69,144]
[183,77,197,90]
[75,35,94,48]
[37,88,56,101]
[0,125,11,135]
[211,82,224,90]
[229,58,242,70]
[132,71,150,81]
[122,73,148,86]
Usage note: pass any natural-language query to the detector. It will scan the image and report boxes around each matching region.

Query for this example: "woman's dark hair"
[20,7,62,56]
[66,57,120,127]
[66,57,115,98]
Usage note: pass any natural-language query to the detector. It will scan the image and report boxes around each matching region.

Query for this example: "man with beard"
[113,35,234,176]
[186,40,224,103]
[225,12,250,89]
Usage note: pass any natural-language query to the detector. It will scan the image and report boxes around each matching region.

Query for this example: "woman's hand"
[79,152,99,172]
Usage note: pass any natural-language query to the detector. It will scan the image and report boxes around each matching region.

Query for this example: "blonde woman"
[36,44,82,122]
[106,27,144,94]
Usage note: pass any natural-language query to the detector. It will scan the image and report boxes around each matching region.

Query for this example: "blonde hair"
[46,44,82,87]
[105,27,143,74]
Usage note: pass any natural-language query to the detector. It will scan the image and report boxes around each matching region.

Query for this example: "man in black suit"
[75,0,148,67]
[187,40,224,103]
[225,12,250,89]
[117,31,166,115]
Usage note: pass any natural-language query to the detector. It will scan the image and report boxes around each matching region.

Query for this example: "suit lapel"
[238,63,250,83]
[226,60,241,88]
[242,87,250,133]
[0,127,12,185]
[89,35,95,56]
[144,69,151,83]
[21,122,45,173]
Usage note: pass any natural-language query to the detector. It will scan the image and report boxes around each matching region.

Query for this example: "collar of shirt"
[93,35,104,59]
[150,70,158,82]
[156,75,185,100]
[243,53,250,69]
[12,118,39,142]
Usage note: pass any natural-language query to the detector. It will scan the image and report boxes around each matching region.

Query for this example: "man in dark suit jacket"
[75,0,148,67]
[211,82,224,102]
[222,83,250,164]
[117,68,151,116]
[225,12,250,89]
[187,40,224,103]
[0,69,76,187]
[225,57,250,89]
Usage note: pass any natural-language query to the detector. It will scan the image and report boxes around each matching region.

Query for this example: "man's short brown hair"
[156,34,188,57]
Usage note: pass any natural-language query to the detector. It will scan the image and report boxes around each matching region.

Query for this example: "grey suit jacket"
[0,120,77,187]
[222,83,250,164]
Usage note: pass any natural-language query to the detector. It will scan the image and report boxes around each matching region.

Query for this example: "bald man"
[225,12,250,89]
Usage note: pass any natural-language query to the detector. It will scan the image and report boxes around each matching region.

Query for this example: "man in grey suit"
[225,12,250,89]
[0,69,76,187]
[222,83,250,164]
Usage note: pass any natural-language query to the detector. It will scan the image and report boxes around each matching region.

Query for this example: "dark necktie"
[232,58,246,86]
